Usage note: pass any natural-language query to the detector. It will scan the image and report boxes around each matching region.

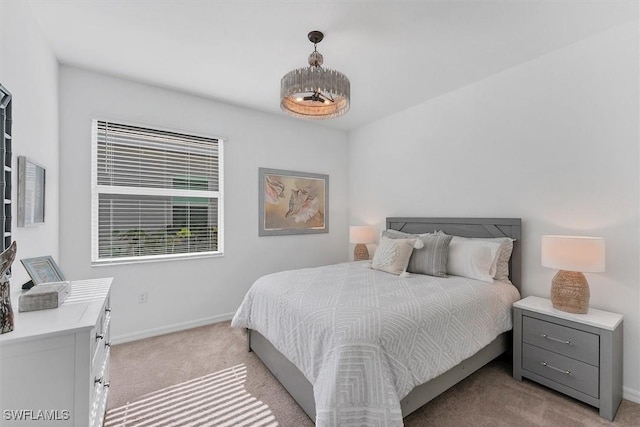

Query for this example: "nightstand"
[513,296,623,421]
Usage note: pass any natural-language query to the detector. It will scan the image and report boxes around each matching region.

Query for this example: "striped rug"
[104,364,277,427]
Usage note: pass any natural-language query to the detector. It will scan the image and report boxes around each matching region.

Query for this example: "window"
[91,120,223,264]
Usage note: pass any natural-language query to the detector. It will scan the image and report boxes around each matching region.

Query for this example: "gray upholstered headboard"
[386,217,522,291]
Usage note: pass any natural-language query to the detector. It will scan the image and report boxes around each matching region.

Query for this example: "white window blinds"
[91,120,223,264]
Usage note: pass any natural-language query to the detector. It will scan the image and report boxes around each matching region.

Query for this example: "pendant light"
[280,31,350,119]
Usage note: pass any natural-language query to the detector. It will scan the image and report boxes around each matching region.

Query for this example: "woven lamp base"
[550,270,590,314]
[354,243,370,261]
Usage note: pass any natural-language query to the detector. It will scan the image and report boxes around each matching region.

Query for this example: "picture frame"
[20,256,65,285]
[17,156,46,227]
[259,168,329,236]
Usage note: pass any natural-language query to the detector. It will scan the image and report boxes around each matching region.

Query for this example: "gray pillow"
[382,230,452,277]
[381,229,416,239]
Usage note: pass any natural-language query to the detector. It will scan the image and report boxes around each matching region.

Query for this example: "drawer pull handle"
[96,334,104,341]
[105,307,112,313]
[94,377,103,385]
[104,382,110,388]
[541,361,571,375]
[542,334,571,345]
[105,342,112,348]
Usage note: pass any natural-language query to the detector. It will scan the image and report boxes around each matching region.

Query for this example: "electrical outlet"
[138,291,148,304]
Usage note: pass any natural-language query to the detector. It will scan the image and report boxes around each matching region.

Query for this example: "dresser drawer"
[90,350,110,427]
[523,316,599,366]
[523,343,599,398]
[90,292,111,411]
[92,297,111,367]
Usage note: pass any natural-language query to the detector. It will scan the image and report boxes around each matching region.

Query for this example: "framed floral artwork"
[258,168,328,236]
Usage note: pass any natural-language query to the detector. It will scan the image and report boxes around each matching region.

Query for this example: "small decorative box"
[19,281,70,312]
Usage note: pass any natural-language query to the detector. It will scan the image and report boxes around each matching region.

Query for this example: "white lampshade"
[541,235,605,272]
[349,226,374,244]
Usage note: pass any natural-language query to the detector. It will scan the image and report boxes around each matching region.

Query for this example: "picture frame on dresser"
[20,255,65,284]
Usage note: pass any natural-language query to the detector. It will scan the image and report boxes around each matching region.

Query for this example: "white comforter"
[231,261,520,426]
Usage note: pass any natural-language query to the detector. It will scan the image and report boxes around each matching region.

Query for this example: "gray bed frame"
[247,217,522,421]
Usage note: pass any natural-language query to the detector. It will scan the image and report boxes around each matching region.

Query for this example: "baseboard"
[623,386,640,404]
[111,311,236,345]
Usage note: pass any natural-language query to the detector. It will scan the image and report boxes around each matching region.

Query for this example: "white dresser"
[0,278,113,426]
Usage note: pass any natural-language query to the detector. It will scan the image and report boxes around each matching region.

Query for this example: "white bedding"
[231,261,520,426]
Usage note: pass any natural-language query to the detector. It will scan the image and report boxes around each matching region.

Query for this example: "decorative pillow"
[447,236,502,283]
[371,236,417,276]
[435,231,514,283]
[409,234,453,277]
[381,229,417,239]
[382,230,451,277]
[479,237,514,283]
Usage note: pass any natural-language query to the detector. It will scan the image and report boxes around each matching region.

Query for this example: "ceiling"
[27,1,637,131]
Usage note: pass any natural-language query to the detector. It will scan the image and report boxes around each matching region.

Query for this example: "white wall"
[0,1,59,286]
[8,0,639,403]
[59,67,349,342]
[348,21,640,399]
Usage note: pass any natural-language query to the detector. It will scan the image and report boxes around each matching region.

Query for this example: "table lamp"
[350,226,374,261]
[541,235,605,314]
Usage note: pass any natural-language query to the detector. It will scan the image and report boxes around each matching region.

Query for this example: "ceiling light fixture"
[280,31,350,120]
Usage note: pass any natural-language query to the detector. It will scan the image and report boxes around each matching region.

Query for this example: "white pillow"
[371,236,416,276]
[477,237,514,283]
[447,236,502,283]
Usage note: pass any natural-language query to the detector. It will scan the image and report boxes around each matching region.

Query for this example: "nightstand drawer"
[523,343,599,398]
[523,316,599,366]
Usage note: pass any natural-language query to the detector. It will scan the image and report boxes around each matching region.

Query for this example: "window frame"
[90,118,224,266]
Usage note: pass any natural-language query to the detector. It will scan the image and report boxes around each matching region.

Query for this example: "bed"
[232,217,521,425]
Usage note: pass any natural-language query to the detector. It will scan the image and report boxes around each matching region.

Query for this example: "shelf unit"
[0,84,12,252]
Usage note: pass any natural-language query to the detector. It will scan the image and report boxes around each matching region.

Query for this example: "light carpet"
[105,364,277,427]
[106,322,640,426]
